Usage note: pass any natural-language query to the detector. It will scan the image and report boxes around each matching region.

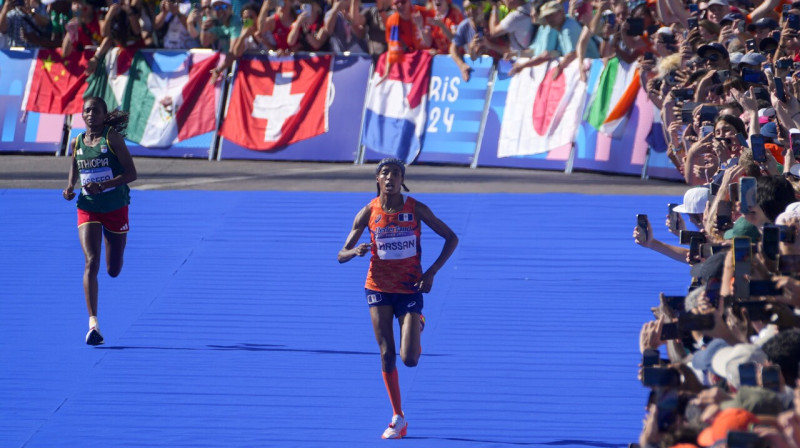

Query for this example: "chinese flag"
[24,49,92,115]
[220,55,332,151]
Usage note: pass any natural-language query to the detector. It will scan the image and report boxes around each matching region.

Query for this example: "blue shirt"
[529,16,598,58]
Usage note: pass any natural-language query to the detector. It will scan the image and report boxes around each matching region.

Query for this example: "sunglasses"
[704,53,722,62]
[213,3,228,10]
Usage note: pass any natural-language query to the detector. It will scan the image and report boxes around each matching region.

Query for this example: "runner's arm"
[338,205,372,263]
[415,201,458,276]
[103,130,138,191]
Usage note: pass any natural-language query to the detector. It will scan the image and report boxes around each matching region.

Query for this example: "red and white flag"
[220,55,332,150]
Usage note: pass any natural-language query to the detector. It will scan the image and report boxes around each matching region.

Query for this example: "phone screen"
[734,237,752,263]
[750,135,767,163]
[729,183,740,203]
[637,214,649,241]
[679,312,715,331]
[717,201,733,231]
[775,77,787,102]
[762,365,781,391]
[763,225,780,260]
[660,323,680,341]
[643,349,660,367]
[738,362,758,386]
[642,367,680,387]
[791,132,800,158]
[739,177,757,214]
[680,230,705,245]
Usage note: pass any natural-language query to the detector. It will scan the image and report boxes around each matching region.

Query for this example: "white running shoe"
[85,326,104,346]
[381,414,408,439]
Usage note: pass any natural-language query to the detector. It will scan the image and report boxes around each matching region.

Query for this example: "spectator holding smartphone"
[287,0,330,51]
[61,0,102,58]
[350,0,391,57]
[154,0,199,48]
[450,0,507,80]
[200,0,241,52]
[324,0,368,53]
[0,0,51,48]
[487,0,533,56]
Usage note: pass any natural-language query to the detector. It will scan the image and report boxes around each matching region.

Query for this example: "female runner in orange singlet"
[338,158,458,439]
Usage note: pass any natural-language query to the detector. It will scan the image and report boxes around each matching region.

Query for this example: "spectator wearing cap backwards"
[634,186,709,263]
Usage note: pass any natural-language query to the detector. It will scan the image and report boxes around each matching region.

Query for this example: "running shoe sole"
[85,328,104,346]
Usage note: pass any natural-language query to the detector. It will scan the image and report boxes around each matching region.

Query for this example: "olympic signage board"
[416,55,492,165]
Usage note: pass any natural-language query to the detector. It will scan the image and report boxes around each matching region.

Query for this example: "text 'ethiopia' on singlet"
[365,196,422,294]
[74,127,130,213]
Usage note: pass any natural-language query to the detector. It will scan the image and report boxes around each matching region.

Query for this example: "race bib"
[375,234,416,260]
[79,167,115,195]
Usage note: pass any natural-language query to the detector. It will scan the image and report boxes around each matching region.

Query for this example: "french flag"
[361,50,433,165]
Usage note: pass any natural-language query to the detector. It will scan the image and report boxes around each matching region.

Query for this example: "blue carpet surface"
[0,190,688,447]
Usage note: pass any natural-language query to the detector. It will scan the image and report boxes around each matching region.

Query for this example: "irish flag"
[585,58,640,138]
[120,50,221,147]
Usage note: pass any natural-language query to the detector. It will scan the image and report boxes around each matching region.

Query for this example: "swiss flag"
[221,55,332,151]
[23,49,93,115]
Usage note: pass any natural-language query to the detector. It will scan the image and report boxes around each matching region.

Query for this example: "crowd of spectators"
[627,0,800,442]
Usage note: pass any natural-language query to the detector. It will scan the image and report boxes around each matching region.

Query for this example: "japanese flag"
[221,55,333,151]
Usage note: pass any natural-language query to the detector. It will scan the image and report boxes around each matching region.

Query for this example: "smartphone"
[699,105,719,123]
[643,348,661,367]
[778,225,796,243]
[660,322,680,340]
[626,17,645,36]
[688,17,698,30]
[642,366,681,388]
[714,70,730,84]
[779,254,800,275]
[750,135,767,163]
[734,236,752,298]
[729,183,740,203]
[790,14,800,30]
[701,125,715,138]
[661,294,686,315]
[762,365,781,391]
[736,133,749,148]
[791,131,800,159]
[775,77,787,102]
[742,67,765,84]
[673,88,695,102]
[679,312,715,331]
[681,102,699,124]
[740,177,757,214]
[689,236,702,263]
[680,230,706,245]
[655,389,679,432]
[637,214,649,242]
[727,431,767,448]
[701,243,726,258]
[708,181,719,198]
[688,3,698,13]
[605,12,615,27]
[717,201,733,231]
[301,3,312,14]
[668,203,680,232]
[644,51,655,61]
[777,58,794,69]
[738,361,758,386]
[749,280,783,296]
[737,300,773,322]
[746,39,757,52]
[763,225,781,261]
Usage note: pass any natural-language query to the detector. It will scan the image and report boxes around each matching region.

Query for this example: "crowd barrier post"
[469,62,497,169]
[355,58,375,165]
[564,142,576,174]
[213,61,237,161]
[58,114,72,157]
[641,144,652,180]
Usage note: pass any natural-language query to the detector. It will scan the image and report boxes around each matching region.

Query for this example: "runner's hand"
[353,243,371,257]
[62,186,75,201]
[415,271,435,293]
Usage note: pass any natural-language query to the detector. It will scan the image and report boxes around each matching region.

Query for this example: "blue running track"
[0,189,688,447]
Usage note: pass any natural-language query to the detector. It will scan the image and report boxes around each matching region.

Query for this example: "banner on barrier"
[0,49,62,154]
[361,50,433,165]
[221,54,332,151]
[218,54,370,162]
[416,55,492,165]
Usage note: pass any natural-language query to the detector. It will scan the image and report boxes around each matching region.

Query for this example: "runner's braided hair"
[375,158,410,196]
[86,96,129,136]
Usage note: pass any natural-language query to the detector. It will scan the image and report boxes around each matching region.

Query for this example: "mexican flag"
[121,51,221,147]
[83,47,138,111]
[22,48,93,115]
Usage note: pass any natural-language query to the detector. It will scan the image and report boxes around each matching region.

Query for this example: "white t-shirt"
[496,3,533,51]
[162,2,199,49]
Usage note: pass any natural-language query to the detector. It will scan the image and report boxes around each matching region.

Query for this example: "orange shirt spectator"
[385,1,433,64]
[428,0,462,54]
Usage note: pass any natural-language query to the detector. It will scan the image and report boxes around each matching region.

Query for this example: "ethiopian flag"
[120,50,221,147]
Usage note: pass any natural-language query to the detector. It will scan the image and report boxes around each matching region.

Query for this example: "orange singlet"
[365,196,422,294]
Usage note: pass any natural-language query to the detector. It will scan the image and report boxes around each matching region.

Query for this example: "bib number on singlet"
[375,235,416,260]
[79,167,115,194]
